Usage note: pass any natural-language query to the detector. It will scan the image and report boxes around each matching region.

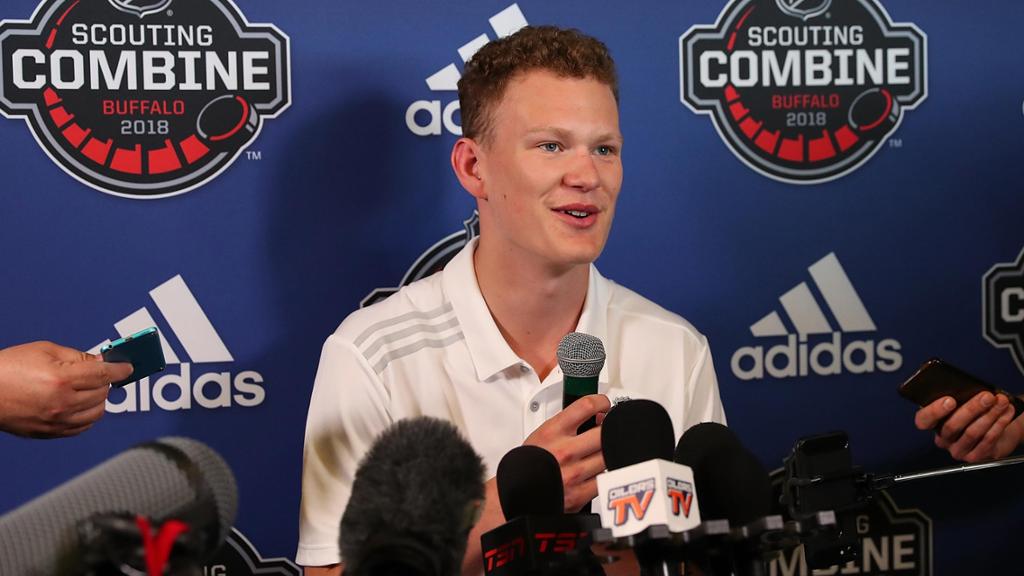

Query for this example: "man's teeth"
[563,210,589,218]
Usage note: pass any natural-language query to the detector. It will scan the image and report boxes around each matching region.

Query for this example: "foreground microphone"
[0,437,238,576]
[596,400,701,538]
[340,417,485,576]
[557,332,605,435]
[496,445,565,519]
[674,422,773,526]
[482,445,601,576]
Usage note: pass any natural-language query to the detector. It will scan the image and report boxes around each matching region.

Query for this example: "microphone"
[496,445,565,519]
[674,423,776,576]
[674,422,773,527]
[557,332,605,435]
[0,436,238,576]
[339,417,485,576]
[596,400,701,538]
[481,445,602,575]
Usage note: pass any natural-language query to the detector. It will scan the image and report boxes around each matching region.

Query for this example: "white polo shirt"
[296,238,726,566]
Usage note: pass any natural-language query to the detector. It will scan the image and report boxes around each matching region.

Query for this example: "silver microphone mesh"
[556,332,606,378]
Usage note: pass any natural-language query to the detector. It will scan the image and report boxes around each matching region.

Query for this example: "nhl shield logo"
[107,0,173,18]
[361,212,480,307]
[775,0,832,21]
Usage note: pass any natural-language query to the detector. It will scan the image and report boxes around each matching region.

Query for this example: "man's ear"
[451,137,486,201]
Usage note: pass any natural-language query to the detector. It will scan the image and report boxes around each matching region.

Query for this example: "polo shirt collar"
[443,238,612,384]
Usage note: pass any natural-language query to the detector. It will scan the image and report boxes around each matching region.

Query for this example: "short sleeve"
[296,333,392,567]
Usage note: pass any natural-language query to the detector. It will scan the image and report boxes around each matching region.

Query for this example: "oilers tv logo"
[680,0,926,184]
[666,478,695,518]
[607,478,655,527]
[0,0,290,198]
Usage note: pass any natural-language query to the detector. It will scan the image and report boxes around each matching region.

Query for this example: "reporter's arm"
[0,341,132,438]
[915,392,1023,462]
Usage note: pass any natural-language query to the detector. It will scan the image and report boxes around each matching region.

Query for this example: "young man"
[297,26,726,575]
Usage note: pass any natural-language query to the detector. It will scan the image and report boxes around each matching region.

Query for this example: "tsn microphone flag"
[596,460,701,538]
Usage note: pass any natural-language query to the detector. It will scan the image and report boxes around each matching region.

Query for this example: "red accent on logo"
[111,145,142,175]
[483,537,525,571]
[149,140,182,174]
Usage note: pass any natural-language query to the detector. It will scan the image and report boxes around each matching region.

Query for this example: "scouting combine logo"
[680,0,926,184]
[983,247,1024,376]
[0,0,291,198]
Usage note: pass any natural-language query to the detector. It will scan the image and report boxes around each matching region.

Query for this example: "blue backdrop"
[1,0,1022,573]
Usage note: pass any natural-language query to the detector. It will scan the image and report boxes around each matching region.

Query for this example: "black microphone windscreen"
[674,422,772,526]
[496,445,563,519]
[340,417,485,576]
[0,437,238,576]
[600,399,674,470]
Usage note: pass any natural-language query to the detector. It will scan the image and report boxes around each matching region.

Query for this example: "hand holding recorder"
[0,340,133,438]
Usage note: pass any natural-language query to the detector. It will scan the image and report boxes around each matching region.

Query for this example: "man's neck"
[473,238,590,381]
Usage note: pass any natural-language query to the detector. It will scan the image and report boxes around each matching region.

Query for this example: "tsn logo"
[535,532,588,553]
[482,532,587,571]
[483,537,524,571]
[607,478,656,526]
[667,478,695,518]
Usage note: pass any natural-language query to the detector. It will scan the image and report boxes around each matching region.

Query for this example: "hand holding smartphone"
[898,358,1024,420]
[100,327,166,387]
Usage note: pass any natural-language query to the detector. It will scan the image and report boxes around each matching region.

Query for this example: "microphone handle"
[564,375,599,514]
[563,375,599,435]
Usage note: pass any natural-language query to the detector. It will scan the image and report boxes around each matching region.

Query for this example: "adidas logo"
[90,275,266,412]
[730,253,903,381]
[405,4,528,136]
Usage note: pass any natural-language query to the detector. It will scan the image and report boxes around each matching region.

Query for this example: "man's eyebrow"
[524,127,624,143]
[524,126,572,139]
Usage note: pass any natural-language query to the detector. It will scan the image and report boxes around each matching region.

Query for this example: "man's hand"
[0,341,133,438]
[523,394,611,511]
[914,392,1024,462]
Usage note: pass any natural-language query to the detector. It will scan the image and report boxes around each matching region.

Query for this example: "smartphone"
[898,358,1024,419]
[100,327,166,387]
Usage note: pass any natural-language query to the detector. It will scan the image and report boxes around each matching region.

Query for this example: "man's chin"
[552,243,605,268]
